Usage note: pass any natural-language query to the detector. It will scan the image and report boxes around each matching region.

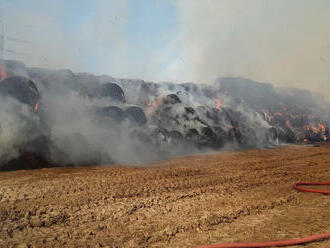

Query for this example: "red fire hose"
[192,182,330,248]
[293,182,330,195]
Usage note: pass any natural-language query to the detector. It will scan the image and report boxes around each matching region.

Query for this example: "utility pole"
[0,0,5,60]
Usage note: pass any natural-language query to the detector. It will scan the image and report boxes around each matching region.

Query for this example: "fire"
[34,103,39,111]
[318,123,326,132]
[312,126,320,134]
[145,97,163,116]
[274,112,283,117]
[263,112,272,122]
[285,120,292,128]
[0,61,8,81]
[304,123,328,139]
[216,98,222,109]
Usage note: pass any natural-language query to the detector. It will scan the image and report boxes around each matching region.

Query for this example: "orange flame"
[145,98,163,116]
[216,98,222,109]
[274,112,283,117]
[312,126,320,134]
[285,120,292,128]
[34,103,39,111]
[304,124,326,134]
[0,62,8,81]
[318,123,326,132]
[304,125,311,131]
[263,112,272,122]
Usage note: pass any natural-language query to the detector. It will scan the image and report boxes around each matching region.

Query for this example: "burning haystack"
[0,60,329,170]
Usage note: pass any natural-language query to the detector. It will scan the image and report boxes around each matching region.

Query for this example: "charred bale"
[164,94,182,105]
[266,126,278,144]
[124,106,147,126]
[283,127,298,143]
[96,106,125,124]
[183,106,196,121]
[185,128,200,144]
[213,126,226,148]
[168,130,183,145]
[99,83,126,103]
[200,126,218,148]
[0,76,39,107]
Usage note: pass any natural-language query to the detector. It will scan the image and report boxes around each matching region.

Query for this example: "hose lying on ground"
[192,182,330,248]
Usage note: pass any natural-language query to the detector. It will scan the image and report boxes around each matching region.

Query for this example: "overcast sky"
[2,0,330,96]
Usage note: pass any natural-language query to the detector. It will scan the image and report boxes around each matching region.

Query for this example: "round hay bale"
[200,126,218,148]
[164,94,182,105]
[97,106,125,123]
[168,130,183,145]
[185,128,200,144]
[124,106,147,125]
[99,83,125,103]
[0,76,39,107]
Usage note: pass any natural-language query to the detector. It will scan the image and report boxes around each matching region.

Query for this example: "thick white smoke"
[0,96,40,163]
[3,1,330,98]
[166,0,330,98]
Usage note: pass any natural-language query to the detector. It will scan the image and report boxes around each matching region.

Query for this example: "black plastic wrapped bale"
[124,106,147,126]
[200,126,218,148]
[168,130,183,145]
[266,126,278,145]
[99,83,126,103]
[0,76,39,107]
[239,127,258,147]
[196,106,221,126]
[183,106,196,121]
[325,127,329,141]
[213,126,226,148]
[185,128,200,144]
[227,126,243,144]
[310,131,322,143]
[96,106,125,124]
[304,129,313,142]
[224,108,242,128]
[283,127,297,143]
[164,94,182,105]
[277,127,287,142]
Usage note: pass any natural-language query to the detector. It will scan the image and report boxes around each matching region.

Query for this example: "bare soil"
[0,144,330,248]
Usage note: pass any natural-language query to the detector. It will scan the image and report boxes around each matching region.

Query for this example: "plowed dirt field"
[1,144,330,248]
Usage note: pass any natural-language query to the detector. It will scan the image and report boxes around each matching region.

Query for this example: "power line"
[0,34,33,44]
